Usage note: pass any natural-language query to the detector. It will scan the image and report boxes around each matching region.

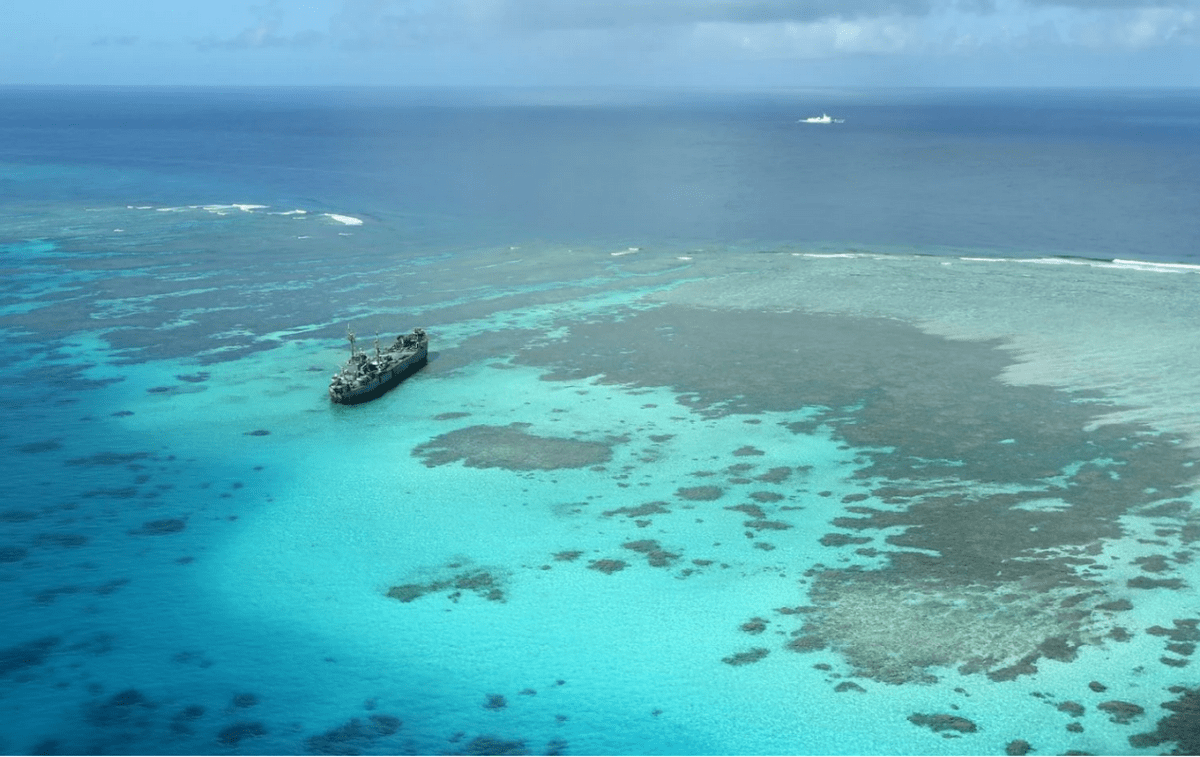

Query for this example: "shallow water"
[3,88,1200,755]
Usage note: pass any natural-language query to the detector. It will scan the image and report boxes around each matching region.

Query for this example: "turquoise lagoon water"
[3,88,1200,755]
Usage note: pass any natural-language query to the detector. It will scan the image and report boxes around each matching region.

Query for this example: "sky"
[4,0,1199,87]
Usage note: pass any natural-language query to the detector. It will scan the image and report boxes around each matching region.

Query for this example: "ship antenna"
[347,326,357,356]
[374,330,381,358]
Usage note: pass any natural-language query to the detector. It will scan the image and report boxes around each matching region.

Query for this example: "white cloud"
[1076,6,1198,47]
[194,2,327,50]
[690,16,925,58]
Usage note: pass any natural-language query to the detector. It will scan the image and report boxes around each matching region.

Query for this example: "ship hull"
[329,346,427,405]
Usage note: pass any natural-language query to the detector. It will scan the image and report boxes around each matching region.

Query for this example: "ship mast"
[346,327,357,356]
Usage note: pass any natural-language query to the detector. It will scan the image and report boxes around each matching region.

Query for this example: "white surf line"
[323,213,364,226]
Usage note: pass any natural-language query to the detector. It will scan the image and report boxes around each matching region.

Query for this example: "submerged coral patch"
[798,574,1115,684]
[16,439,61,454]
[733,446,765,456]
[675,486,723,501]
[907,713,978,734]
[0,546,28,562]
[386,569,506,604]
[622,539,680,567]
[65,451,151,466]
[218,721,266,746]
[603,502,671,518]
[587,559,628,574]
[133,518,186,536]
[305,715,402,754]
[1129,686,1200,752]
[413,424,614,470]
[1098,700,1145,724]
[722,648,769,666]
[0,637,59,676]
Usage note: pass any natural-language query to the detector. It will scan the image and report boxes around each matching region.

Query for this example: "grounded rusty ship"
[329,327,428,404]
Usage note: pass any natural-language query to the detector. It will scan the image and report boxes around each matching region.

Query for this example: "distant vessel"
[799,114,844,124]
[329,327,428,404]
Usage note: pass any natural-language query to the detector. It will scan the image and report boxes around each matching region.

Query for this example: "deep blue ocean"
[2,86,1200,756]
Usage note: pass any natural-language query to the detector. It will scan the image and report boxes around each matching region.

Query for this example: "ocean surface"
[2,85,1200,756]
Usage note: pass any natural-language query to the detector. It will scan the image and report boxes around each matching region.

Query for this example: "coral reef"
[413,423,613,470]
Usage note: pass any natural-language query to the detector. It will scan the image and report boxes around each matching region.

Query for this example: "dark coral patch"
[622,539,659,553]
[386,585,427,603]
[676,486,723,501]
[458,736,527,755]
[386,570,506,604]
[748,491,784,503]
[66,451,150,466]
[1146,619,1200,642]
[722,648,769,666]
[1098,700,1145,724]
[1128,576,1186,589]
[16,440,61,453]
[744,519,792,531]
[232,693,258,708]
[908,713,978,734]
[0,636,59,676]
[733,446,765,456]
[755,467,794,483]
[552,550,583,562]
[483,694,507,710]
[87,688,155,727]
[134,519,186,536]
[587,559,628,574]
[786,635,827,653]
[1135,554,1172,573]
[218,721,266,746]
[988,656,1040,682]
[819,533,871,547]
[414,424,613,470]
[726,503,766,519]
[740,618,769,634]
[622,540,681,567]
[0,546,28,563]
[34,534,88,549]
[1129,686,1200,753]
[603,502,670,518]
[306,715,402,754]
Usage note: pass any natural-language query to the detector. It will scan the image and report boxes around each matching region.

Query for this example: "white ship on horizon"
[799,113,844,124]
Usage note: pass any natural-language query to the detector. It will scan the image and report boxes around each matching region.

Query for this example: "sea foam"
[323,213,364,226]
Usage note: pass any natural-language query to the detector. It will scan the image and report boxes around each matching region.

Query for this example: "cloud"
[194,2,325,51]
[489,0,938,30]
[91,35,140,47]
[327,0,457,48]
[691,16,928,57]
[1025,0,1194,8]
[1070,6,1198,46]
[187,0,1200,70]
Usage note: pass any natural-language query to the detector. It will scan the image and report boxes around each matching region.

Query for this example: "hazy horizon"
[8,0,1200,88]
